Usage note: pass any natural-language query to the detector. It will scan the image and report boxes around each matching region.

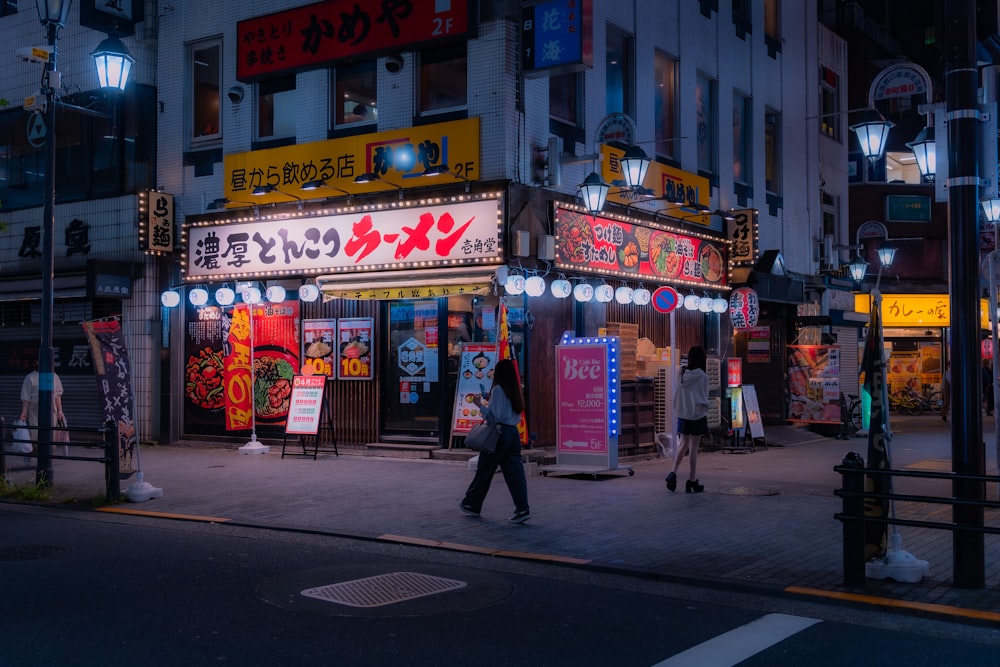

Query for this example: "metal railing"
[0,417,120,504]
[834,451,1000,587]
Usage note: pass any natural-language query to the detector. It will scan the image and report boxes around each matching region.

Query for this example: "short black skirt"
[677,416,709,435]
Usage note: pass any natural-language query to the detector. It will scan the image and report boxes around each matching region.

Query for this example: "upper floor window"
[733,92,751,186]
[732,0,751,38]
[419,43,467,115]
[606,26,634,117]
[696,73,717,177]
[764,0,781,54]
[188,38,221,147]
[654,50,678,161]
[820,65,840,141]
[765,109,781,194]
[257,75,296,141]
[333,60,377,129]
[551,72,582,127]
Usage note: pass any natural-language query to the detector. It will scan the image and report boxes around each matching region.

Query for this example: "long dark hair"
[492,358,524,413]
[685,346,707,373]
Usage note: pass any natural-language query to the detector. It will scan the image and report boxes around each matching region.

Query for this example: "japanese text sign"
[727,209,756,264]
[138,190,174,255]
[285,375,328,435]
[553,205,726,288]
[555,344,610,455]
[224,118,479,200]
[237,0,472,81]
[521,0,593,76]
[303,319,337,377]
[185,198,501,280]
[854,294,990,329]
[602,144,710,215]
[337,318,374,380]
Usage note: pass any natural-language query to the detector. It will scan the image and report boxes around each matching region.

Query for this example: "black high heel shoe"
[665,472,677,492]
[685,479,704,493]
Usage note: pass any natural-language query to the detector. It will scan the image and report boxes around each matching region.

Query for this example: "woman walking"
[460,358,530,523]
[666,346,709,493]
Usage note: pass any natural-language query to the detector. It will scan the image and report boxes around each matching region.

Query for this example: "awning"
[316,266,498,300]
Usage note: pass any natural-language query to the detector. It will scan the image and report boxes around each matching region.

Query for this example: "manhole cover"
[302,572,467,608]
[719,486,780,496]
[259,563,512,618]
[0,545,69,561]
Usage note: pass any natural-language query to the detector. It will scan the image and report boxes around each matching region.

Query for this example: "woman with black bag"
[459,359,530,524]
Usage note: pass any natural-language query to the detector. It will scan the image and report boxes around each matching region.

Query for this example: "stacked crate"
[602,322,639,381]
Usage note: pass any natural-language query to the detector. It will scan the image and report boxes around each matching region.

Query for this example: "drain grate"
[301,572,467,608]
[0,545,69,561]
[719,486,780,496]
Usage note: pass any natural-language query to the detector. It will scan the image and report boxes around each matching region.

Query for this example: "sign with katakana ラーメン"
[185,197,501,281]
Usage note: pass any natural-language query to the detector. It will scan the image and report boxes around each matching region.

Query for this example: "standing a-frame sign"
[281,375,338,459]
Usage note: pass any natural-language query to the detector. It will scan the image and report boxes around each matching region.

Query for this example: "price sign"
[285,376,328,435]
[338,317,374,380]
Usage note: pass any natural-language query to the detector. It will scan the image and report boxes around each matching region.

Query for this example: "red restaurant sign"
[553,205,727,288]
[237,0,473,81]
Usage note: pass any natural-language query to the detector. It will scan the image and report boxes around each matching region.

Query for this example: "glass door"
[382,299,444,437]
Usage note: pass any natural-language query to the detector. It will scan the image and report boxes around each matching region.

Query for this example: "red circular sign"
[651,286,680,313]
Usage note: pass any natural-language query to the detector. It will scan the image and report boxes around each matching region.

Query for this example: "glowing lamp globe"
[729,287,760,329]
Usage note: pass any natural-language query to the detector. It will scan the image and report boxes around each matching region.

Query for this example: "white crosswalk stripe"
[651,613,822,667]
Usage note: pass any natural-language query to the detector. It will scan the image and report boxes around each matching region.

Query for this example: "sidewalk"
[6,414,1000,622]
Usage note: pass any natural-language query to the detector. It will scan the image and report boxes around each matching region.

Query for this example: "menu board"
[285,375,327,435]
[302,319,336,377]
[788,345,841,424]
[450,343,497,434]
[742,385,765,439]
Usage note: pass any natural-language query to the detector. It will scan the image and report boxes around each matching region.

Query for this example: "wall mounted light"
[594,284,614,303]
[614,286,633,304]
[573,283,594,302]
[850,109,894,163]
[215,286,235,306]
[550,278,572,298]
[712,297,729,314]
[188,287,209,306]
[578,172,610,217]
[354,172,404,199]
[698,296,714,313]
[905,125,936,181]
[299,283,320,302]
[160,290,180,308]
[683,293,701,311]
[504,274,526,295]
[265,285,287,303]
[631,287,651,305]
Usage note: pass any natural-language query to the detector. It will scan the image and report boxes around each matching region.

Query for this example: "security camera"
[385,54,403,74]
[227,85,244,104]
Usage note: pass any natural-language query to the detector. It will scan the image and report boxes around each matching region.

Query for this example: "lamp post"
[33,0,72,485]
[32,0,134,485]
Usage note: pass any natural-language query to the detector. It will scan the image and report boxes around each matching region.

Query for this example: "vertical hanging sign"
[81,317,138,475]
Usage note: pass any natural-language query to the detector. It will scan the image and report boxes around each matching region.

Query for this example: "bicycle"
[846,393,862,431]
[890,383,944,415]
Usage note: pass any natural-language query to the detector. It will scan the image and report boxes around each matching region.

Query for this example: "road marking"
[786,585,1000,623]
[651,613,820,667]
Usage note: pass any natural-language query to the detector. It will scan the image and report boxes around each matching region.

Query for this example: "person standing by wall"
[666,346,709,493]
[19,361,64,447]
[459,358,530,523]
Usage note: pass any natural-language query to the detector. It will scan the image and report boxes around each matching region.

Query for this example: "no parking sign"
[651,286,680,313]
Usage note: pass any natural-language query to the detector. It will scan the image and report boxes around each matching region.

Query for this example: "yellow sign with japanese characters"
[854,294,989,329]
[223,118,480,205]
[601,144,711,224]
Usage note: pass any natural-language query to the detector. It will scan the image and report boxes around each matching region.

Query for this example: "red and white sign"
[185,198,501,280]
[555,344,609,455]
[285,375,327,435]
[727,358,742,387]
[337,318,374,380]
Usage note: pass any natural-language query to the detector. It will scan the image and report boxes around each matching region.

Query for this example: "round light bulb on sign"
[595,284,614,303]
[505,274,525,295]
[524,276,546,297]
[215,287,235,306]
[573,283,594,302]
[615,286,633,304]
[298,284,320,302]
[188,287,209,306]
[160,291,180,308]
[550,279,572,299]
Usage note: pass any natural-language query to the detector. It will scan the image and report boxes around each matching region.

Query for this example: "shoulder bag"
[465,419,501,453]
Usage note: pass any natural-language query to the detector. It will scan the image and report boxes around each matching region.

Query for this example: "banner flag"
[861,301,890,560]
[81,316,137,476]
[497,299,529,445]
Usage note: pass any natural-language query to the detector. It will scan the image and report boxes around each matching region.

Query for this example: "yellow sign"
[325,283,491,300]
[601,144,711,224]
[224,118,480,204]
[854,294,990,329]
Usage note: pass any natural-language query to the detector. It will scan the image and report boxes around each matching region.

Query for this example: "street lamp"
[34,0,132,485]
[849,110,894,164]
[906,125,936,181]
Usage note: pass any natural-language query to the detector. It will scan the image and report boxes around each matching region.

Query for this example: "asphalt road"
[2,504,998,667]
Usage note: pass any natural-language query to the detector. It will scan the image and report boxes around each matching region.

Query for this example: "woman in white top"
[666,346,709,493]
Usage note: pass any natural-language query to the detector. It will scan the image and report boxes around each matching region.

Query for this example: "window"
[606,26,633,117]
[654,50,678,160]
[189,39,221,146]
[764,0,781,56]
[419,43,467,115]
[696,74,717,177]
[257,75,296,140]
[733,92,751,186]
[333,60,377,128]
[732,0,751,38]
[765,109,781,194]
[820,66,840,140]
[550,72,582,126]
